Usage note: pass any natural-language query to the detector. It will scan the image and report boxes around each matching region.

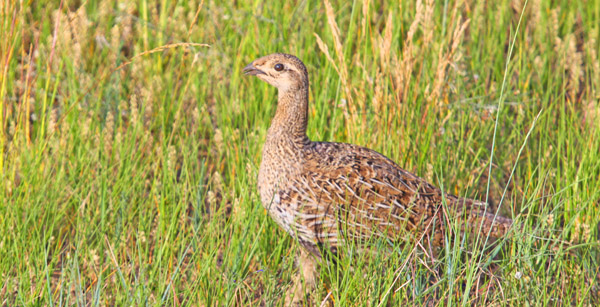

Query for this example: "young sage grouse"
[244,53,513,303]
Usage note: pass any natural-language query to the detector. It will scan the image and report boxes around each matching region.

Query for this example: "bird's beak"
[243,63,265,76]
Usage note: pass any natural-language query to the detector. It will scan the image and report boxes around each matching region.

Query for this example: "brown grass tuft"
[378,12,393,70]
[322,0,355,117]
[392,0,423,104]
[428,17,470,106]
[564,34,583,101]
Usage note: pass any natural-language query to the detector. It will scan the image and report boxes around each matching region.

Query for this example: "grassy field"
[1,0,599,305]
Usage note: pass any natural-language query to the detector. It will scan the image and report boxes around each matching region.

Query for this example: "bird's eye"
[274,63,284,71]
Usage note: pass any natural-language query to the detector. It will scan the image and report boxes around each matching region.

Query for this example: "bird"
[243,53,513,303]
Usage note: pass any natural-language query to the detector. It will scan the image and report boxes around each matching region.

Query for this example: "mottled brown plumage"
[244,53,512,302]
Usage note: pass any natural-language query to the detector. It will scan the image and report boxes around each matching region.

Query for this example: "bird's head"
[243,53,308,92]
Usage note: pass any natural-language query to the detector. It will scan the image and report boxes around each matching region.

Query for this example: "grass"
[1,0,599,305]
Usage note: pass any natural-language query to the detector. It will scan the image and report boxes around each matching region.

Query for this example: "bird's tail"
[455,198,513,240]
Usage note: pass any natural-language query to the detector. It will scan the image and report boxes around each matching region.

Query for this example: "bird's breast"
[258,140,300,207]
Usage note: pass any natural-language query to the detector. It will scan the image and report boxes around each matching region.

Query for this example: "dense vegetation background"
[1,0,599,305]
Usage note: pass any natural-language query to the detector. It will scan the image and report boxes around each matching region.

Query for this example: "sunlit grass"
[1,0,599,305]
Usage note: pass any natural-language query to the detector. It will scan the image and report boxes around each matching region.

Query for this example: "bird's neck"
[267,86,310,146]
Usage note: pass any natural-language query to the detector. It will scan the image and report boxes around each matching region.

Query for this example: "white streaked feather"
[392,199,406,210]
[357,178,374,188]
[375,202,391,209]
[294,212,329,220]
[391,214,408,222]
[378,222,401,230]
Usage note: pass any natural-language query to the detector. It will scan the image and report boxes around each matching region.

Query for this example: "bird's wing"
[281,142,456,254]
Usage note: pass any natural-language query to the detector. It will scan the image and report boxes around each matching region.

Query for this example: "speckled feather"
[246,53,512,259]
